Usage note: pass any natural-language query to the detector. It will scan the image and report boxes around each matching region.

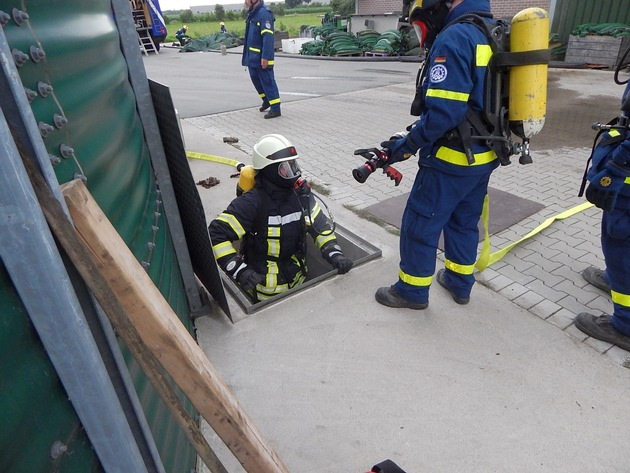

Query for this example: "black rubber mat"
[363,186,545,245]
[149,80,231,321]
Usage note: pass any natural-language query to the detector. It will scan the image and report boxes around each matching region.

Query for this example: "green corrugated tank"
[0,0,198,471]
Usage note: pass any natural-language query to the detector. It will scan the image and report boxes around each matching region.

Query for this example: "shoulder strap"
[251,187,268,236]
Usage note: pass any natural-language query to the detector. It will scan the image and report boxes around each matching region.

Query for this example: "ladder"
[138,28,158,55]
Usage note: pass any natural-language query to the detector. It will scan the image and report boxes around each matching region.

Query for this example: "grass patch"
[310,182,330,196]
[344,204,400,236]
[166,14,325,41]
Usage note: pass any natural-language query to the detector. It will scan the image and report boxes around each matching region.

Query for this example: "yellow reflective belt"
[426,89,470,102]
[612,290,630,308]
[261,29,274,35]
[476,44,492,66]
[399,269,433,287]
[445,258,475,275]
[435,146,497,166]
[249,47,261,52]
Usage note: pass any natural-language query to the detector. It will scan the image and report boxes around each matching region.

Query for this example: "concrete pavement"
[147,49,630,472]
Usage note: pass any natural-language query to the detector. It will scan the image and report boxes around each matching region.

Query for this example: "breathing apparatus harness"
[411,11,550,166]
[239,172,337,283]
[578,43,630,202]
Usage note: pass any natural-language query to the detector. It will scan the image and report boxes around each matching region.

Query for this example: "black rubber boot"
[436,269,470,305]
[264,110,281,119]
[581,266,611,293]
[375,286,428,310]
[259,101,270,112]
[574,313,630,351]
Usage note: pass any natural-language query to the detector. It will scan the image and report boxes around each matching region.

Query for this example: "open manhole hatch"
[220,223,381,315]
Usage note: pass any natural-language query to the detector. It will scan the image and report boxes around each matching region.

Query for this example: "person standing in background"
[242,0,282,119]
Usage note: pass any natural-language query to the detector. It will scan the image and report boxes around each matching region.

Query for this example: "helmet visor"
[278,160,301,180]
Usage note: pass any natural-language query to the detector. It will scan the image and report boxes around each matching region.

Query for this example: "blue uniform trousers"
[395,165,491,304]
[248,66,280,112]
[601,207,630,336]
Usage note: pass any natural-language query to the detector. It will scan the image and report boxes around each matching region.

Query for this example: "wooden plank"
[60,179,291,473]
[565,34,626,67]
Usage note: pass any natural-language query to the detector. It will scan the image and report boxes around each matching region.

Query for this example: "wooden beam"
[59,179,290,473]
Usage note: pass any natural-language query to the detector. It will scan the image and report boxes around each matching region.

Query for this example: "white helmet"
[252,134,299,169]
[252,134,301,186]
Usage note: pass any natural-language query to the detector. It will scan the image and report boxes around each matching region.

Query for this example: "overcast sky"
[158,1,244,10]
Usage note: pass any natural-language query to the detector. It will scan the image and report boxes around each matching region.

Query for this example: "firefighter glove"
[224,255,262,290]
[331,254,353,274]
[380,137,417,164]
[322,243,353,274]
[585,161,630,211]
[238,268,265,291]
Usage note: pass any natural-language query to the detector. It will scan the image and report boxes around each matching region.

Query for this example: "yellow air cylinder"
[509,7,549,139]
[236,165,256,196]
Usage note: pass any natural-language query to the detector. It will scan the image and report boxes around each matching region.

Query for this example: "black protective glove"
[585,161,630,211]
[380,136,417,164]
[223,255,263,290]
[322,242,353,274]
[238,268,265,291]
[330,254,353,274]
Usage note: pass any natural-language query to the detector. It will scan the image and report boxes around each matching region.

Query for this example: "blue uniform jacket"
[408,0,499,176]
[242,1,275,68]
[587,82,630,209]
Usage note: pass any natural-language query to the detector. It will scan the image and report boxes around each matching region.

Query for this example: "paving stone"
[554,280,599,305]
[480,273,513,292]
[547,309,575,330]
[522,265,564,287]
[604,347,630,368]
[496,264,536,286]
[525,279,568,302]
[513,290,545,310]
[498,282,529,301]
[529,299,562,320]
[564,323,589,342]
[583,336,614,354]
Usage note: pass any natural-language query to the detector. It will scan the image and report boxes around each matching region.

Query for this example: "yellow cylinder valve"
[509,7,549,140]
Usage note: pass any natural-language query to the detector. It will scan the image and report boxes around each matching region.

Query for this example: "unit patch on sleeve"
[265,21,271,29]
[429,64,448,83]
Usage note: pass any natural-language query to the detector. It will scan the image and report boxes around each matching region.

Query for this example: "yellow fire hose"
[476,198,594,271]
[186,151,244,170]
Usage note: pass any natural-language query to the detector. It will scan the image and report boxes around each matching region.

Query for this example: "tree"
[269,3,285,16]
[215,4,226,21]
[179,9,194,23]
[330,0,354,15]
[285,0,303,8]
